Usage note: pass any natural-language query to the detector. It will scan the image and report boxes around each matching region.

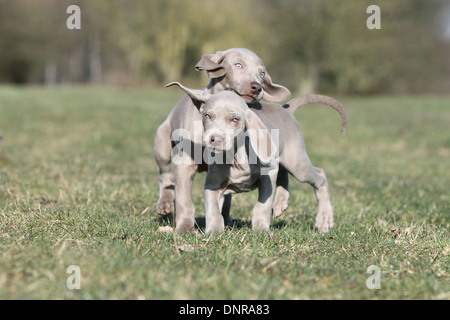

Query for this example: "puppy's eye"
[204,114,211,120]
[260,72,265,78]
[235,63,243,68]
[231,117,240,123]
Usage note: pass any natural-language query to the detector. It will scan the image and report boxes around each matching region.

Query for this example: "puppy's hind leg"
[310,167,335,232]
[154,119,175,215]
[286,157,334,232]
[220,194,233,227]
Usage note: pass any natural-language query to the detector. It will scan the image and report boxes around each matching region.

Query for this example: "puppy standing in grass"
[166,82,347,233]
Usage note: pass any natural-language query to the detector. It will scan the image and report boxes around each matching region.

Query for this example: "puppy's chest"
[223,163,260,194]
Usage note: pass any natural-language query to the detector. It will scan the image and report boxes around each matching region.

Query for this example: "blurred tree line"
[0,0,449,94]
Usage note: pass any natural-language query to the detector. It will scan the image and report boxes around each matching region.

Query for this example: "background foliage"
[0,0,449,94]
[0,0,449,300]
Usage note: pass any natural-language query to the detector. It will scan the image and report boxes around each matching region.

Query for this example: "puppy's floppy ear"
[245,109,277,164]
[166,82,211,111]
[195,51,227,79]
[262,71,291,102]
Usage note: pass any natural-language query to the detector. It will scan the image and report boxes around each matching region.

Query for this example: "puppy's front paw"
[156,197,175,215]
[273,190,290,218]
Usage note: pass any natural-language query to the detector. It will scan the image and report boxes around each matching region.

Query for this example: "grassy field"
[0,86,448,300]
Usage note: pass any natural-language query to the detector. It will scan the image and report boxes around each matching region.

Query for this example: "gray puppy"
[167,82,347,233]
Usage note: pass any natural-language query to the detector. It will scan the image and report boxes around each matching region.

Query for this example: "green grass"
[0,86,448,299]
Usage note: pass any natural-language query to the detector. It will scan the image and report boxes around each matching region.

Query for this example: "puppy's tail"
[283,94,348,133]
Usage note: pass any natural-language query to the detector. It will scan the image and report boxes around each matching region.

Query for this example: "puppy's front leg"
[205,189,226,234]
[252,169,278,231]
[174,161,198,233]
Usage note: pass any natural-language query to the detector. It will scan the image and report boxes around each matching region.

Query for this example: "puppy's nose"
[250,82,262,95]
[209,134,223,145]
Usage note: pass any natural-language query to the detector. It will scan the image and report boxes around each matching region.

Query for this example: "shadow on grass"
[159,214,314,231]
[196,217,301,231]
[157,212,315,232]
